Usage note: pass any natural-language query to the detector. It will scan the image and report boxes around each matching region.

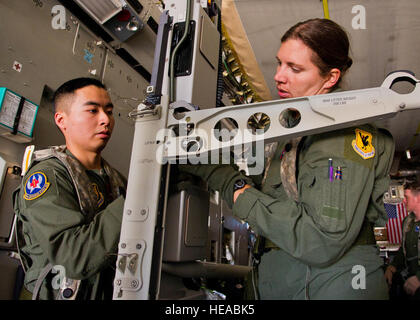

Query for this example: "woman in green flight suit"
[181,18,395,299]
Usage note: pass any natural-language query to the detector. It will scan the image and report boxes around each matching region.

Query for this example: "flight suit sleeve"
[181,160,355,267]
[179,163,254,208]
[390,245,406,272]
[181,160,358,267]
[232,187,356,267]
[365,128,395,226]
[18,164,124,280]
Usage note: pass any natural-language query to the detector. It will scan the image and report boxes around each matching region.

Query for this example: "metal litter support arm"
[163,71,420,161]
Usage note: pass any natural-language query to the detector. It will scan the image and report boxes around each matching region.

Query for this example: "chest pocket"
[299,160,348,233]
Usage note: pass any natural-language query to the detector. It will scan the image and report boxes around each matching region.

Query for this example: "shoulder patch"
[24,172,51,200]
[351,128,375,159]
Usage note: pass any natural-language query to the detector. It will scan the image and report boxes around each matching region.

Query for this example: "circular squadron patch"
[24,172,51,200]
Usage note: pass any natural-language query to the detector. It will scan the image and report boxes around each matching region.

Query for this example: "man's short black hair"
[405,175,420,193]
[53,77,107,112]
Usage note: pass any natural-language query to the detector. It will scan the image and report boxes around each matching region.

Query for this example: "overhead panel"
[221,0,272,102]
[75,0,124,24]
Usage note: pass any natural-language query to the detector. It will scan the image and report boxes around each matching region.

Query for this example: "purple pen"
[328,158,333,182]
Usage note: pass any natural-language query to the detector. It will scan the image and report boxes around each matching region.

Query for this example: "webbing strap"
[32,263,53,300]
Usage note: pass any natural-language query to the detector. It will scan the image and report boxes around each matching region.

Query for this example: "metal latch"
[114,239,146,298]
[128,103,161,122]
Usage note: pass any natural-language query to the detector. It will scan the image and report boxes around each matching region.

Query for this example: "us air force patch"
[352,128,375,159]
[24,172,51,200]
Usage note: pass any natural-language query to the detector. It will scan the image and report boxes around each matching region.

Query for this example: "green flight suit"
[181,124,394,299]
[390,213,420,281]
[13,150,126,300]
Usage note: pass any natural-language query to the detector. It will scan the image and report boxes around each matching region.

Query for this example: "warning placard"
[0,88,38,137]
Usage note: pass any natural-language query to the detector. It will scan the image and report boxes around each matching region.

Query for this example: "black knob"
[62,288,74,299]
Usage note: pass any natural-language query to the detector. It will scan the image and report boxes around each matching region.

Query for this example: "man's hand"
[404,276,420,295]
[384,265,396,286]
[233,184,252,203]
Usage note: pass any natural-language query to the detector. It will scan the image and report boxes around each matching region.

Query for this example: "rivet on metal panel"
[131,280,139,288]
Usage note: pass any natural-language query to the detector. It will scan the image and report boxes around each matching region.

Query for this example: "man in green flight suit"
[13,78,126,300]
[385,176,420,299]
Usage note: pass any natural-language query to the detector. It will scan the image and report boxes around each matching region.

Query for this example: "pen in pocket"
[335,166,342,180]
[328,158,333,182]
